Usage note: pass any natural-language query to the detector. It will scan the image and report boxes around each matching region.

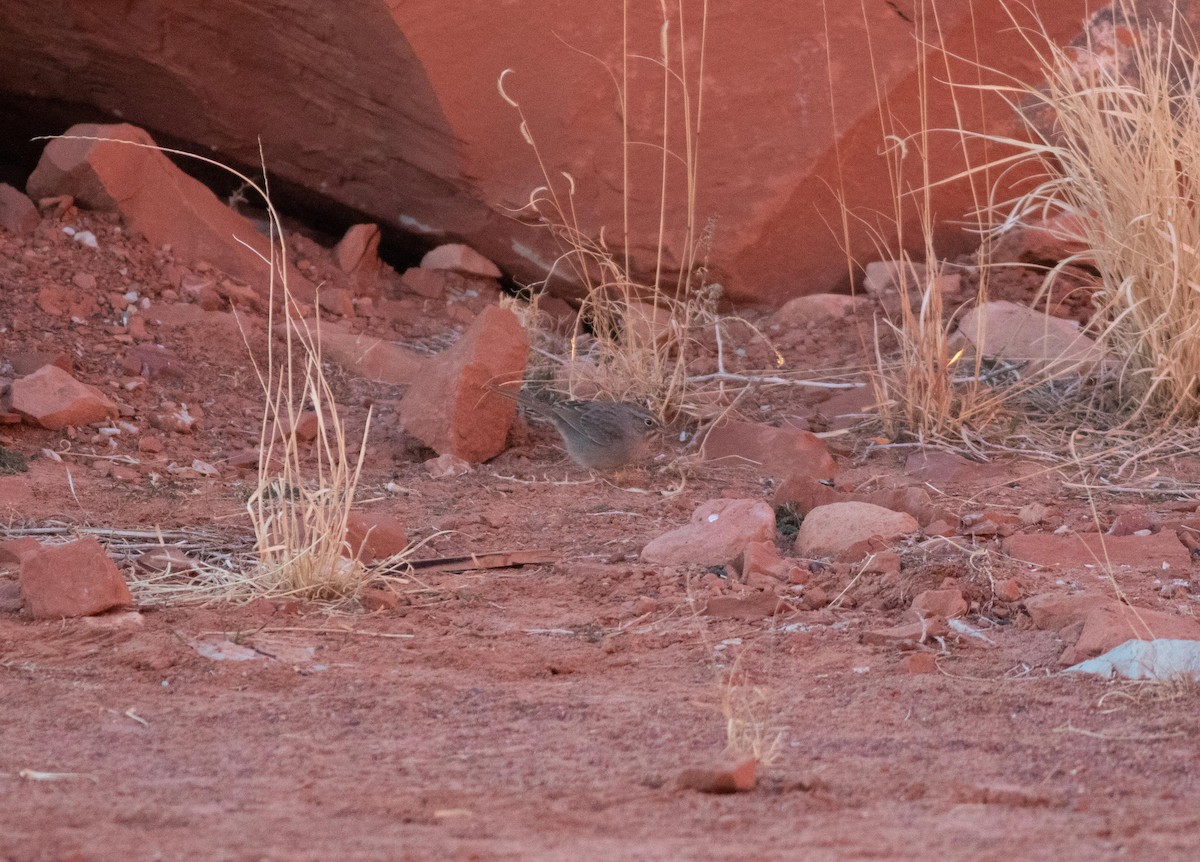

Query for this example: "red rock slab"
[1003,531,1190,572]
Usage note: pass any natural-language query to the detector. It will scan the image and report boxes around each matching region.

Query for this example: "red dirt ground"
[3,209,1200,861]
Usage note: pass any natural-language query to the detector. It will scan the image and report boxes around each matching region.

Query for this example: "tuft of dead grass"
[717,661,785,768]
[37,134,413,605]
[960,0,1200,425]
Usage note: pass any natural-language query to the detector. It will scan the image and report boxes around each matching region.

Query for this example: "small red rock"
[632,596,658,615]
[10,365,119,430]
[138,435,165,454]
[677,758,757,794]
[911,588,968,619]
[344,512,408,563]
[18,537,133,619]
[359,586,399,612]
[993,579,1022,602]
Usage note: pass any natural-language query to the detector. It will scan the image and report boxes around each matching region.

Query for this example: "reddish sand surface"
[3,210,1200,861]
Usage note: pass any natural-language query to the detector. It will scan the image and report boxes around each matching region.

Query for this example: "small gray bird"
[490,386,660,470]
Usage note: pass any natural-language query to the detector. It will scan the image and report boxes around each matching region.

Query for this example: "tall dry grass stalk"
[498,0,733,419]
[234,176,383,601]
[968,0,1200,424]
[246,310,376,601]
[834,0,1001,441]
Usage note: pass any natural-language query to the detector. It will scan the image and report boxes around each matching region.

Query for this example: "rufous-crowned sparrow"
[491,387,660,470]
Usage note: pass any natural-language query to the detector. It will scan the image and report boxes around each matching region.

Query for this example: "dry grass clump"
[978,0,1200,424]
[717,662,784,767]
[41,134,408,604]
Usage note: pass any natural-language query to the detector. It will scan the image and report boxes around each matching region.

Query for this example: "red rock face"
[0,2,1109,304]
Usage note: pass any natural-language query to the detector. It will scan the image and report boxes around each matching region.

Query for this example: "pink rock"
[300,323,425,385]
[334,223,382,276]
[399,267,453,299]
[398,305,529,463]
[911,588,968,619]
[702,419,835,482]
[9,365,118,430]
[318,287,354,317]
[0,183,39,236]
[19,537,133,619]
[795,502,918,560]
[344,512,408,563]
[121,344,186,380]
[641,498,776,568]
[1003,532,1190,572]
[420,243,501,278]
[770,293,872,327]
[26,123,313,300]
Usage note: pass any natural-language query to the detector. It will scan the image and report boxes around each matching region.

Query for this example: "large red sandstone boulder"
[0,2,1108,303]
[26,123,313,300]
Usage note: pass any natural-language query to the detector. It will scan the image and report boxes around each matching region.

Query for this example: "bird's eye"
[643,417,656,427]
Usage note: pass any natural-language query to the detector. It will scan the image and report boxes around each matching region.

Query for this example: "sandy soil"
[2,209,1200,862]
